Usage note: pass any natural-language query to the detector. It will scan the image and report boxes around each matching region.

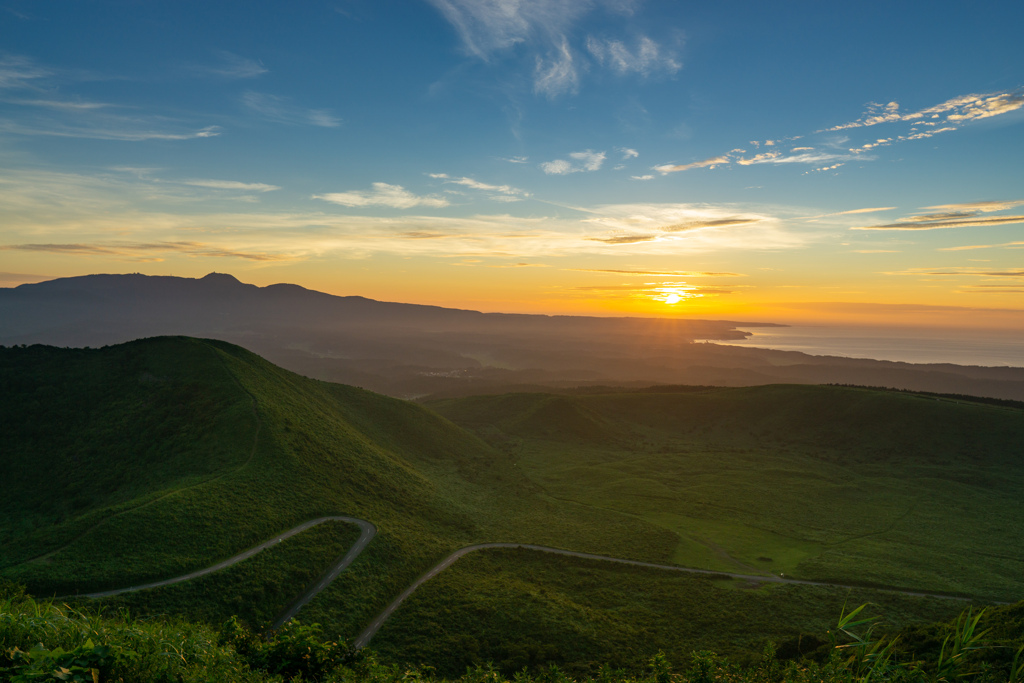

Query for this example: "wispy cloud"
[737,151,859,166]
[653,156,730,174]
[631,174,654,180]
[540,149,606,174]
[0,241,292,262]
[832,206,898,216]
[242,91,341,127]
[0,55,51,89]
[893,266,1024,278]
[853,201,1024,231]
[958,286,1024,294]
[426,0,586,58]
[824,92,1024,132]
[0,55,222,141]
[924,200,1024,213]
[427,0,588,96]
[534,35,579,97]
[314,182,450,209]
[586,35,680,76]
[182,179,280,192]
[0,170,813,261]
[0,119,221,141]
[577,203,804,251]
[587,234,658,244]
[425,1,679,97]
[199,51,268,79]
[619,147,639,159]
[4,98,114,110]
[428,172,527,200]
[652,88,1024,175]
[938,241,1024,251]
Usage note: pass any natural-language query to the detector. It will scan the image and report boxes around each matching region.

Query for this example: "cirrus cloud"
[540,149,606,174]
[182,179,280,192]
[852,201,1024,231]
[424,0,681,98]
[651,88,1024,177]
[242,91,341,127]
[314,183,450,209]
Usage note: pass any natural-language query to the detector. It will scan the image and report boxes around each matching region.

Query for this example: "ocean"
[718,325,1024,367]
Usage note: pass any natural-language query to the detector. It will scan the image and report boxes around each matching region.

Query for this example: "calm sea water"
[718,326,1024,367]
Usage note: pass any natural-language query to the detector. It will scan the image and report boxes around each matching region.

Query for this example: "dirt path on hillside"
[64,517,375,601]
[271,520,376,629]
[62,520,991,649]
[353,542,979,649]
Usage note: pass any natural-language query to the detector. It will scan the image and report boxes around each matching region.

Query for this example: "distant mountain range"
[3,272,1023,399]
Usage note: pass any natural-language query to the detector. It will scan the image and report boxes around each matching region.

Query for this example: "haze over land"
[4,272,1024,400]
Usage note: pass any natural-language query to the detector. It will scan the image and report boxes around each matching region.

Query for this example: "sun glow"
[653,285,701,305]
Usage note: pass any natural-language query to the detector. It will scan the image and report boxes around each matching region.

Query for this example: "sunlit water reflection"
[715,326,1024,367]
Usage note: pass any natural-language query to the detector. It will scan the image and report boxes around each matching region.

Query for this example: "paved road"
[352,542,976,649]
[68,516,374,601]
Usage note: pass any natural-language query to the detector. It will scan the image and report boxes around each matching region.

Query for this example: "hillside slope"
[4,339,1023,674]
[0,337,671,634]
[431,385,1024,601]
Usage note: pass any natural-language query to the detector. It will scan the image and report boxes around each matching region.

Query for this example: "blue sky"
[1,0,1023,326]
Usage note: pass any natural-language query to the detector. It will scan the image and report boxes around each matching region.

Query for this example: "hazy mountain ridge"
[3,272,1023,400]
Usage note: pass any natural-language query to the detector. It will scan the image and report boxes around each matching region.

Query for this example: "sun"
[664,293,682,304]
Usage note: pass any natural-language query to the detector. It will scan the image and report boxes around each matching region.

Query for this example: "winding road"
[67,516,374,602]
[66,517,982,648]
[351,541,975,648]
[271,519,376,629]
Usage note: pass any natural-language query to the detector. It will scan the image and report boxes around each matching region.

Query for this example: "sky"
[1,0,1023,329]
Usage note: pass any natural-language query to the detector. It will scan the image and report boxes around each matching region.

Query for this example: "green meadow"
[1,338,1022,676]
[429,387,1024,600]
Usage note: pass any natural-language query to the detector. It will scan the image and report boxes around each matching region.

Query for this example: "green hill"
[429,385,1024,601]
[3,338,1022,676]
[0,337,669,635]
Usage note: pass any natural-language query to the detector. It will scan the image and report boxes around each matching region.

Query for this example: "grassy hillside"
[3,339,1022,676]
[0,338,255,559]
[369,547,970,677]
[0,337,671,635]
[430,386,1024,601]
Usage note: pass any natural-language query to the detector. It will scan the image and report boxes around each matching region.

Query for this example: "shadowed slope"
[0,337,517,595]
[0,337,674,639]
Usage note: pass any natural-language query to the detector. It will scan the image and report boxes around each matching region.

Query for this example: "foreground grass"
[370,547,974,677]
[2,584,1022,683]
